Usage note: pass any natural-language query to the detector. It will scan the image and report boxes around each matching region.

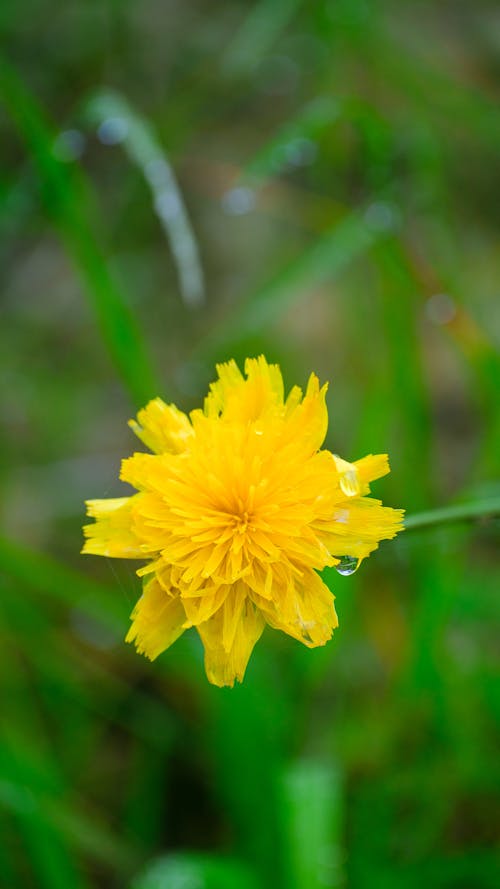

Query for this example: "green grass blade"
[0,771,138,874]
[0,535,125,630]
[242,96,341,184]
[405,497,500,531]
[369,237,432,510]
[222,0,303,76]
[198,210,381,357]
[131,853,258,889]
[0,56,159,406]
[84,90,205,309]
[208,672,290,888]
[281,760,343,889]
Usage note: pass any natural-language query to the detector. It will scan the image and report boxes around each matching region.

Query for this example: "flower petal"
[317,498,405,561]
[129,398,194,454]
[257,569,338,648]
[281,373,328,455]
[126,576,188,660]
[82,496,143,558]
[181,583,231,625]
[197,589,265,687]
[204,355,285,423]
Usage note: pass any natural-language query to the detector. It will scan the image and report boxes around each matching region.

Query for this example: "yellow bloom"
[83,356,404,686]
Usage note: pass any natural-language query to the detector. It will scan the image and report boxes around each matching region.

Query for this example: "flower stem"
[405,497,500,531]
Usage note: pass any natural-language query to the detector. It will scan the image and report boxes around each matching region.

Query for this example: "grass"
[1,1,499,887]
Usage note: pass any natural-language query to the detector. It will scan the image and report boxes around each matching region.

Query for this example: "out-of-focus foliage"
[0,1,499,887]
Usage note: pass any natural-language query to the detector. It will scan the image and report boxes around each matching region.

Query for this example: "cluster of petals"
[83,356,404,686]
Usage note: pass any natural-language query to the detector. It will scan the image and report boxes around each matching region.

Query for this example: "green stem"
[405,497,500,531]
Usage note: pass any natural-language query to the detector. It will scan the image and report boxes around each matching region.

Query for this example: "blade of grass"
[197,209,382,359]
[208,667,291,889]
[404,497,500,531]
[372,27,500,148]
[0,56,159,406]
[84,89,205,309]
[280,760,343,889]
[0,637,131,886]
[0,706,91,889]
[241,96,341,185]
[370,237,432,510]
[402,237,500,480]
[222,0,303,76]
[131,853,258,889]
[0,535,125,630]
[0,579,158,878]
[0,570,176,754]
[0,771,138,873]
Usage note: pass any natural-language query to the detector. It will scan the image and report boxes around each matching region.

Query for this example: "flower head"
[83,357,404,686]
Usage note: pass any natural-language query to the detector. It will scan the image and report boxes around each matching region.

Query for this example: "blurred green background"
[1,2,499,887]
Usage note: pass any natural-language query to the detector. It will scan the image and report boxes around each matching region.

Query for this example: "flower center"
[233,509,251,534]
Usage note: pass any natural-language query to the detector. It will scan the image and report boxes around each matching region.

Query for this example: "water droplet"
[154,191,181,221]
[364,201,399,232]
[144,157,169,186]
[335,555,359,576]
[332,454,360,497]
[221,186,256,215]
[334,508,349,524]
[283,137,317,168]
[97,116,129,145]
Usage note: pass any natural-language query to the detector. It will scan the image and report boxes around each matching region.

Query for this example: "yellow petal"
[284,384,303,416]
[242,354,285,416]
[204,359,244,418]
[129,398,194,454]
[258,569,338,648]
[82,496,143,558]
[181,584,231,625]
[204,355,285,423]
[317,498,405,561]
[120,451,178,493]
[197,589,265,687]
[332,454,361,497]
[126,576,188,660]
[353,453,391,488]
[281,374,328,455]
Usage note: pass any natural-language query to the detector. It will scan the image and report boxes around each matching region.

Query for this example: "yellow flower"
[83,357,404,686]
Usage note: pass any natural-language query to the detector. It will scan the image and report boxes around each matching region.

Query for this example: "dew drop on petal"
[332,454,360,497]
[334,508,349,524]
[335,555,359,576]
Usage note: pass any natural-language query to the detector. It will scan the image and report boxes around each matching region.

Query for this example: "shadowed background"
[1,1,499,887]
